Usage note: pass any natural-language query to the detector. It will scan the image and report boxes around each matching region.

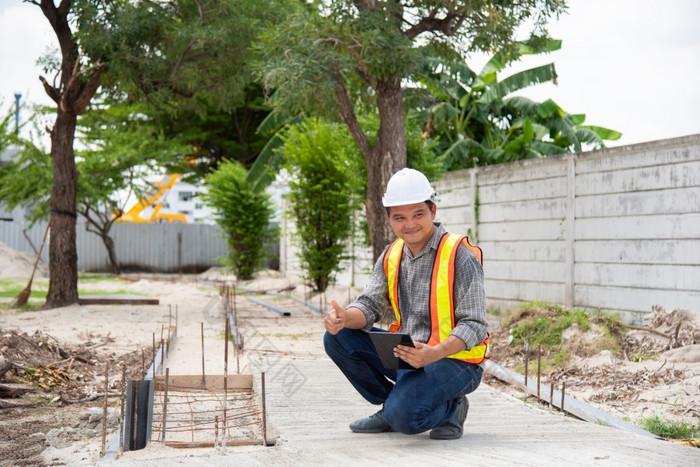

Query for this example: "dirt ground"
[484,304,700,429]
[1,261,699,464]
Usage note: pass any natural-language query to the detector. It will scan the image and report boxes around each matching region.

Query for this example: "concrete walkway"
[109,297,697,466]
[113,356,697,466]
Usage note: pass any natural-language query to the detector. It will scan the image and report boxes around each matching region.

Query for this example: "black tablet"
[369,332,416,370]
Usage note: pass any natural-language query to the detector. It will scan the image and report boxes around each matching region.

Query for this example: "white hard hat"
[382,168,436,207]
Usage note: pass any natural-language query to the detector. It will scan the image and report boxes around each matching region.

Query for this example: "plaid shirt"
[348,223,487,350]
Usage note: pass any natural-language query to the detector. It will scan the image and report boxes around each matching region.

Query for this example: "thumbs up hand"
[324,299,347,335]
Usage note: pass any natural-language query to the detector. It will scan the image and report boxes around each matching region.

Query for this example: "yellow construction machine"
[114,174,187,224]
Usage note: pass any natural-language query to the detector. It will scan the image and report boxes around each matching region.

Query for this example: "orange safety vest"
[383,232,490,364]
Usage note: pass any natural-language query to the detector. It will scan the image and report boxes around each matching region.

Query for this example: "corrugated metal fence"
[0,217,229,273]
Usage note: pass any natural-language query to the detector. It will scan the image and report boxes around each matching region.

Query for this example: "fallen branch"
[0,356,12,381]
[0,399,41,410]
[0,382,35,398]
[621,323,672,339]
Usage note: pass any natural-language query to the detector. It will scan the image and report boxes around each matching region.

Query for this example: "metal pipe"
[247,296,291,316]
[14,93,20,137]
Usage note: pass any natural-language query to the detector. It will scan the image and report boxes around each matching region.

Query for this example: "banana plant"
[418,40,621,170]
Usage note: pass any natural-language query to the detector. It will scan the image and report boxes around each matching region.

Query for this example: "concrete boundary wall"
[282,134,700,319]
[3,135,698,318]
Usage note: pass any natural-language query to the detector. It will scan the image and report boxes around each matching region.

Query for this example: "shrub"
[203,160,274,280]
[279,119,363,292]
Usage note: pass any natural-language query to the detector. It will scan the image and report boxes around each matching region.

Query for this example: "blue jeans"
[323,327,483,434]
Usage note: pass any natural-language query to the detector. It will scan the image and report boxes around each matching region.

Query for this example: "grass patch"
[0,281,49,299]
[77,273,126,283]
[507,302,591,351]
[499,301,634,371]
[488,307,501,317]
[641,415,700,439]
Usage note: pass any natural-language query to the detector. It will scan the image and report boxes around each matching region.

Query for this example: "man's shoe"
[349,407,392,433]
[429,396,469,440]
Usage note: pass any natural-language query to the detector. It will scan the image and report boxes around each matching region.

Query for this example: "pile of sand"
[0,241,48,279]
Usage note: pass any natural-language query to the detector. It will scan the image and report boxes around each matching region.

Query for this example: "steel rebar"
[537,343,541,403]
[215,415,219,449]
[120,364,126,455]
[561,381,566,414]
[524,353,529,400]
[223,316,229,451]
[201,322,206,389]
[101,364,109,457]
[261,371,268,446]
[549,381,554,412]
[161,368,169,441]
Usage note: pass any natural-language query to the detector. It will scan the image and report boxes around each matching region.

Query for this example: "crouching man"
[324,168,490,440]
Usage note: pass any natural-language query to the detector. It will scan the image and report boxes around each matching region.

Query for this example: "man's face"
[387,202,436,254]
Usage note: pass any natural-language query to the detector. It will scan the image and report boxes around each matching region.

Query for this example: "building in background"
[139,177,215,225]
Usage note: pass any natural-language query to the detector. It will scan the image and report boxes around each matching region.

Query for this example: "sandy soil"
[1,256,698,464]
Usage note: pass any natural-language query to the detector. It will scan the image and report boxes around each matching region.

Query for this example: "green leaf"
[580,125,623,141]
[536,99,564,118]
[477,64,557,105]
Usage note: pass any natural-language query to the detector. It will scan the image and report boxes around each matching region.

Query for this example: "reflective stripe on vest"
[383,233,490,364]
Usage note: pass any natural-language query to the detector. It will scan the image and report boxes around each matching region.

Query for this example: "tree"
[417,40,621,169]
[25,0,292,306]
[0,102,190,274]
[152,84,274,179]
[256,0,567,260]
[76,101,192,272]
[279,119,364,292]
[28,0,106,307]
[202,160,273,280]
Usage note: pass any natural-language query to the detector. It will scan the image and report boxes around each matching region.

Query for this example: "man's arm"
[450,244,488,348]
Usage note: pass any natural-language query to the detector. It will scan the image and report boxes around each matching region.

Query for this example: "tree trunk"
[365,77,406,261]
[102,232,120,274]
[38,0,105,307]
[46,109,79,307]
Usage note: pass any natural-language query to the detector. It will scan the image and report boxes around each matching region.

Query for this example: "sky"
[1,0,699,149]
